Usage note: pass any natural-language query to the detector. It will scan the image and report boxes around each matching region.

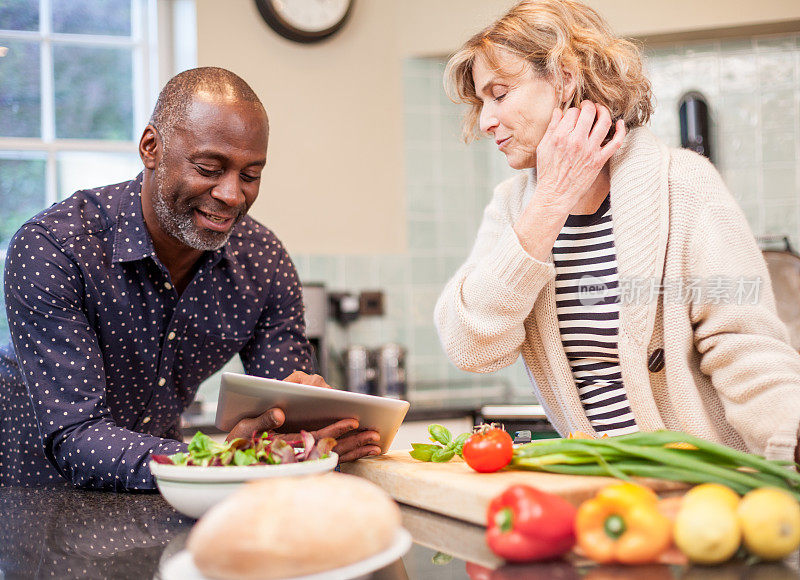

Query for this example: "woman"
[434,0,800,462]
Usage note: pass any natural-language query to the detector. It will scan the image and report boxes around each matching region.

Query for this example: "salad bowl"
[151,431,339,519]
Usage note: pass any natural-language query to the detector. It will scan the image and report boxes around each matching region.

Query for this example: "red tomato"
[462,426,513,473]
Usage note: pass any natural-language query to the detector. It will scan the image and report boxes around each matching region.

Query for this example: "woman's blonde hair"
[444,0,653,141]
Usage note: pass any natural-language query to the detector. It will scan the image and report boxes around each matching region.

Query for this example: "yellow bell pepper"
[576,482,672,564]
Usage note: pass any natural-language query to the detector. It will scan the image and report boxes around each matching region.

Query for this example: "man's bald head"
[149,67,268,148]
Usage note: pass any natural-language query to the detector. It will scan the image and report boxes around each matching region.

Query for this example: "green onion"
[511,430,800,500]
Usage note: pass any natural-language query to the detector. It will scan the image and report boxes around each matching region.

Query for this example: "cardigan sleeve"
[434,177,556,373]
[688,176,800,462]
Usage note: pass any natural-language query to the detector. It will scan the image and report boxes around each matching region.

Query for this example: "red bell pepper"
[486,484,577,562]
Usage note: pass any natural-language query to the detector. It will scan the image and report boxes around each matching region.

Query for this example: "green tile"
[402,74,436,109]
[717,129,758,167]
[413,325,443,356]
[682,41,718,57]
[405,146,439,188]
[404,110,437,145]
[761,132,797,165]
[720,167,759,203]
[718,93,759,129]
[406,184,438,215]
[344,255,376,288]
[758,51,797,87]
[407,356,447,384]
[761,90,797,128]
[383,288,410,321]
[439,217,476,251]
[307,255,343,287]
[762,202,798,238]
[410,255,443,286]
[408,219,438,251]
[410,286,442,325]
[762,165,798,203]
[719,53,758,92]
[719,38,754,54]
[755,35,796,51]
[377,255,410,287]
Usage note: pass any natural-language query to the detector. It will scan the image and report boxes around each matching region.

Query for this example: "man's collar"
[111,172,238,268]
[112,173,157,264]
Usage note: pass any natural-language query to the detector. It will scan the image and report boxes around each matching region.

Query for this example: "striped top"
[552,195,638,437]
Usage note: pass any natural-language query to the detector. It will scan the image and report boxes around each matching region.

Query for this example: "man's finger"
[337,445,382,463]
[226,407,285,441]
[283,370,331,388]
[331,429,380,457]
[313,418,360,440]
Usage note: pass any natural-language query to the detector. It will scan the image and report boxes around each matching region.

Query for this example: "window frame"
[0,0,160,209]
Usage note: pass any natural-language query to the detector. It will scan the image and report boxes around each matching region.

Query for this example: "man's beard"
[152,162,244,251]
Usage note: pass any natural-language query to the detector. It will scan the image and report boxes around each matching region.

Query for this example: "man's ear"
[139,125,161,170]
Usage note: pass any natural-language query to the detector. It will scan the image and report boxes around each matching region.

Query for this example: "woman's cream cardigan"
[434,127,800,462]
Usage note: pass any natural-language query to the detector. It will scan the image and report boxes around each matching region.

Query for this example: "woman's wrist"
[513,202,570,261]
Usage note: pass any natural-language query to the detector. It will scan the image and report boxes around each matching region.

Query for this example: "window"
[0,0,193,342]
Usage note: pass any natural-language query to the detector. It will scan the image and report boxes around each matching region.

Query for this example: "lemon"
[683,483,741,511]
[674,500,741,564]
[738,487,800,560]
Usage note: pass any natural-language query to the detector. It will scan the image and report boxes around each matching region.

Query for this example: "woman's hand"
[512,101,626,261]
[534,100,626,213]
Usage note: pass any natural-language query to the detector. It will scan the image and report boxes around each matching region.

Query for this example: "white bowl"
[151,452,338,519]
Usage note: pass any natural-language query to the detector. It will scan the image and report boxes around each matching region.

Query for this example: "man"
[1,67,380,490]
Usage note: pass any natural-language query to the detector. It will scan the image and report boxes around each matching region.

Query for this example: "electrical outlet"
[359,290,384,316]
[328,292,360,325]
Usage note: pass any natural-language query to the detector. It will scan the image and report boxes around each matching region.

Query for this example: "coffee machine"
[302,283,328,377]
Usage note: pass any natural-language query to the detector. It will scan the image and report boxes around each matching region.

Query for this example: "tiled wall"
[288,57,533,406]
[198,31,800,406]
[646,34,800,245]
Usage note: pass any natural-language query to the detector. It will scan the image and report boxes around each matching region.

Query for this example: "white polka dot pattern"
[1,174,313,491]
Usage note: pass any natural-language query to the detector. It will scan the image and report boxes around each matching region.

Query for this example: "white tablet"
[215,372,410,453]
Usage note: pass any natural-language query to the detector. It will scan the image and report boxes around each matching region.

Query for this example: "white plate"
[150,452,338,483]
[215,373,410,453]
[159,527,413,580]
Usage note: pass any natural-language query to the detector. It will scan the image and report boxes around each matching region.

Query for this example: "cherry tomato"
[462,425,513,473]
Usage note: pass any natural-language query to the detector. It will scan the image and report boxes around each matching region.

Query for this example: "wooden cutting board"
[340,450,687,526]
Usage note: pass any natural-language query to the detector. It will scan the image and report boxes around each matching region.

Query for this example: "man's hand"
[282,370,329,387]
[225,370,382,462]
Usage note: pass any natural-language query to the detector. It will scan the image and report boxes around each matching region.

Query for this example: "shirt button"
[158,378,166,386]
[164,282,173,290]
[142,416,151,424]
[167,331,176,340]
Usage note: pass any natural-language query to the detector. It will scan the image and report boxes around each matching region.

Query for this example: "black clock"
[254,0,355,44]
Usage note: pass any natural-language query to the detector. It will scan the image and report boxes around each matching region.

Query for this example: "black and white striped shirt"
[553,195,638,437]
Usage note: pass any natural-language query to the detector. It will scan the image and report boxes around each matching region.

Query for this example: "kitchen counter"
[1,483,797,579]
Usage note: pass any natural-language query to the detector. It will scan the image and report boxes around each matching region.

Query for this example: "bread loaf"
[186,473,401,579]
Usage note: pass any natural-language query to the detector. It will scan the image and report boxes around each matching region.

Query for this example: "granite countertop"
[2,483,797,579]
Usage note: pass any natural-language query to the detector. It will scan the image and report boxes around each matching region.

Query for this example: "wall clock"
[254,0,355,44]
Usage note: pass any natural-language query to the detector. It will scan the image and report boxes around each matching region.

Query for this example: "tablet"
[215,372,410,453]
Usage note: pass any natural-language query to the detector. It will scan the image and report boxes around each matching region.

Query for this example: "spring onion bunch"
[512,430,800,500]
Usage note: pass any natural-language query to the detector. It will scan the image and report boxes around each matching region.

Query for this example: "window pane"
[0,155,47,250]
[52,0,132,36]
[53,44,133,140]
[0,153,45,344]
[0,0,39,31]
[57,151,141,199]
[0,40,41,137]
